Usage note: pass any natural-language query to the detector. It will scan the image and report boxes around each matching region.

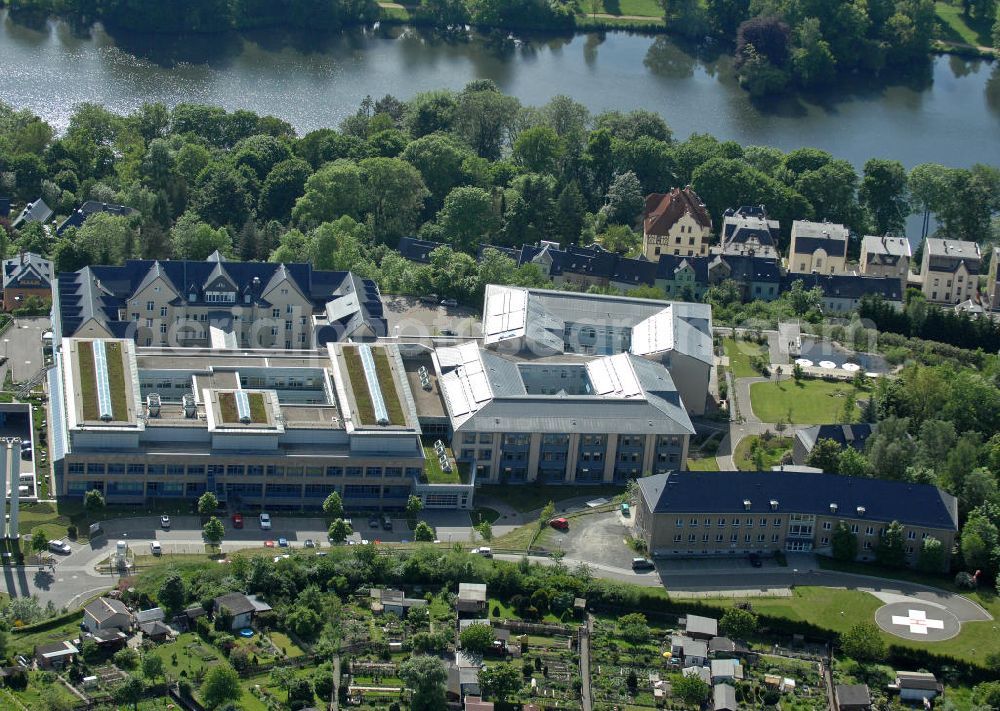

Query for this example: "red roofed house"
[642,187,713,261]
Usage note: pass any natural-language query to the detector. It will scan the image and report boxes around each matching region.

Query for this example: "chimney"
[19,250,24,265]
[856,506,866,517]
[829,503,838,514]
[743,499,752,511]
[769,499,779,511]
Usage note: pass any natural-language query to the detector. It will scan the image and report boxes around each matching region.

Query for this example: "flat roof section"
[206,389,280,431]
[339,345,407,428]
[69,338,138,427]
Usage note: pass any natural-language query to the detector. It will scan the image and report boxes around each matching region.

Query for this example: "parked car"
[277,537,288,547]
[381,514,392,531]
[48,539,71,554]
[440,329,457,336]
[440,298,458,307]
[472,547,493,558]
[160,515,171,530]
[368,516,379,529]
[303,539,315,548]
[631,557,654,571]
[264,540,275,548]
[259,513,272,530]
[20,447,31,460]
[549,517,569,531]
[419,294,438,305]
[149,541,162,555]
[231,513,243,529]
[748,553,762,568]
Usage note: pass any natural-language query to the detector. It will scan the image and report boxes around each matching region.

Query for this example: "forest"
[1,85,998,307]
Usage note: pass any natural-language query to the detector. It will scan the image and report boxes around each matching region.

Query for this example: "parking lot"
[383,295,482,342]
[545,510,637,569]
[1,316,50,384]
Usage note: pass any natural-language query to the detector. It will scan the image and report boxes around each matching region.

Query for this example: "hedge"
[12,609,83,635]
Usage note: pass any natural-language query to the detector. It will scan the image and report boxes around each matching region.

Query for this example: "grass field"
[749,379,866,424]
[723,337,767,379]
[422,445,464,484]
[686,456,720,471]
[935,1,994,46]
[477,483,625,513]
[733,435,792,470]
[584,0,663,17]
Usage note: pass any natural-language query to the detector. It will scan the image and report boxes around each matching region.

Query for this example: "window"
[676,519,684,527]
[822,521,832,530]
[286,304,294,314]
[863,541,873,550]
[821,537,829,545]
[758,534,765,542]
[850,524,859,533]
[745,534,751,543]
[866,526,875,536]
[718,518,726,528]
[272,308,280,318]
[760,518,767,527]
[730,533,738,542]
[160,323,167,334]
[773,518,782,527]
[688,534,696,542]
[674,534,682,542]
[907,531,916,540]
[146,301,154,311]
[159,306,167,317]
[731,518,739,527]
[715,534,724,542]
[702,533,709,542]
[146,318,153,328]
[689,518,698,527]
[771,534,779,543]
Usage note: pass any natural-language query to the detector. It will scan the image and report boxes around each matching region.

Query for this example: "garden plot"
[590,615,681,710]
[501,628,582,708]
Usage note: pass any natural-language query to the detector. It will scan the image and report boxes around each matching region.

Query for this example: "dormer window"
[205,291,235,303]
[244,294,251,304]
[189,292,197,303]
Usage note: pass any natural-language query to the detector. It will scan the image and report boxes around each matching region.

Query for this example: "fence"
[237,653,319,678]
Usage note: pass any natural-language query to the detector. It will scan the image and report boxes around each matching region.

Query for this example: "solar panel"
[358,345,390,425]
[235,389,252,422]
[92,340,114,421]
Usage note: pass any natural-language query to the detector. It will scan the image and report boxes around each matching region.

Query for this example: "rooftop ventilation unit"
[146,393,161,418]
[856,506,866,517]
[235,390,252,424]
[182,394,196,418]
[769,499,779,511]
[358,344,390,426]
[743,499,752,511]
[829,503,838,514]
[92,340,114,422]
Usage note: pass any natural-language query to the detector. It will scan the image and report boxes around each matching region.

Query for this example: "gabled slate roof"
[638,470,958,530]
[11,199,53,229]
[783,273,902,302]
[55,257,386,340]
[398,236,446,264]
[796,424,874,453]
[2,252,52,290]
[56,201,137,236]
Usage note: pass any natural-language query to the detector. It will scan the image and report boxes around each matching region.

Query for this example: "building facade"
[53,254,386,349]
[716,206,780,259]
[920,238,981,305]
[2,252,52,311]
[641,187,713,260]
[635,470,957,568]
[437,342,693,484]
[49,338,474,510]
[787,220,849,275]
[860,235,911,284]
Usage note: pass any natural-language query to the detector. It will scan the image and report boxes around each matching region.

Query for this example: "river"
[2,11,999,171]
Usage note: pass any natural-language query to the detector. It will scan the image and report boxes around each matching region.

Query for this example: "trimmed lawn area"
[8,672,78,710]
[104,341,128,419]
[342,347,375,424]
[749,378,866,424]
[78,340,129,421]
[77,340,98,420]
[478,483,625,513]
[700,587,881,635]
[491,522,541,551]
[422,445,464,484]
[686,456,720,471]
[723,337,767,379]
[268,630,304,657]
[733,435,792,470]
[10,614,84,657]
[586,0,663,17]
[218,391,267,424]
[935,1,994,46]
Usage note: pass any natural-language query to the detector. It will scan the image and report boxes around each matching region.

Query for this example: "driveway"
[546,510,634,569]
[1,316,49,384]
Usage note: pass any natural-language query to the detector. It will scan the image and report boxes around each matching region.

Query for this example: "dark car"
[368,516,380,529]
[381,514,393,531]
[748,553,762,568]
[631,557,654,571]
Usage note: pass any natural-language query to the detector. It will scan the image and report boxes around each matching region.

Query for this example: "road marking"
[891,609,944,635]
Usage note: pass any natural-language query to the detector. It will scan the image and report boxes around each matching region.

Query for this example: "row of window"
[677,517,785,528]
[68,462,418,479]
[71,480,411,499]
[675,533,781,544]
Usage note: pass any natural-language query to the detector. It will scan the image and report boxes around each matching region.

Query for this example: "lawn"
[477,483,625,513]
[686,456,720,471]
[150,632,224,680]
[749,378,866,424]
[343,346,406,426]
[584,0,663,17]
[78,340,129,421]
[343,347,375,425]
[935,1,994,46]
[7,672,79,710]
[491,522,541,551]
[700,586,882,635]
[422,445,464,484]
[217,391,268,424]
[723,337,767,379]
[733,435,792,470]
[267,630,305,657]
[372,348,406,425]
[10,614,84,657]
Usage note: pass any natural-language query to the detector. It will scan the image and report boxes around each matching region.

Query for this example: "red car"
[264,540,275,548]
[549,517,569,531]
[232,513,243,529]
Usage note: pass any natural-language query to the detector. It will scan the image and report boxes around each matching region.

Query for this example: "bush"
[113,647,139,670]
[955,571,977,590]
[67,524,77,539]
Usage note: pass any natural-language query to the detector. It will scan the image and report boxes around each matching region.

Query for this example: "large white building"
[481,285,713,415]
